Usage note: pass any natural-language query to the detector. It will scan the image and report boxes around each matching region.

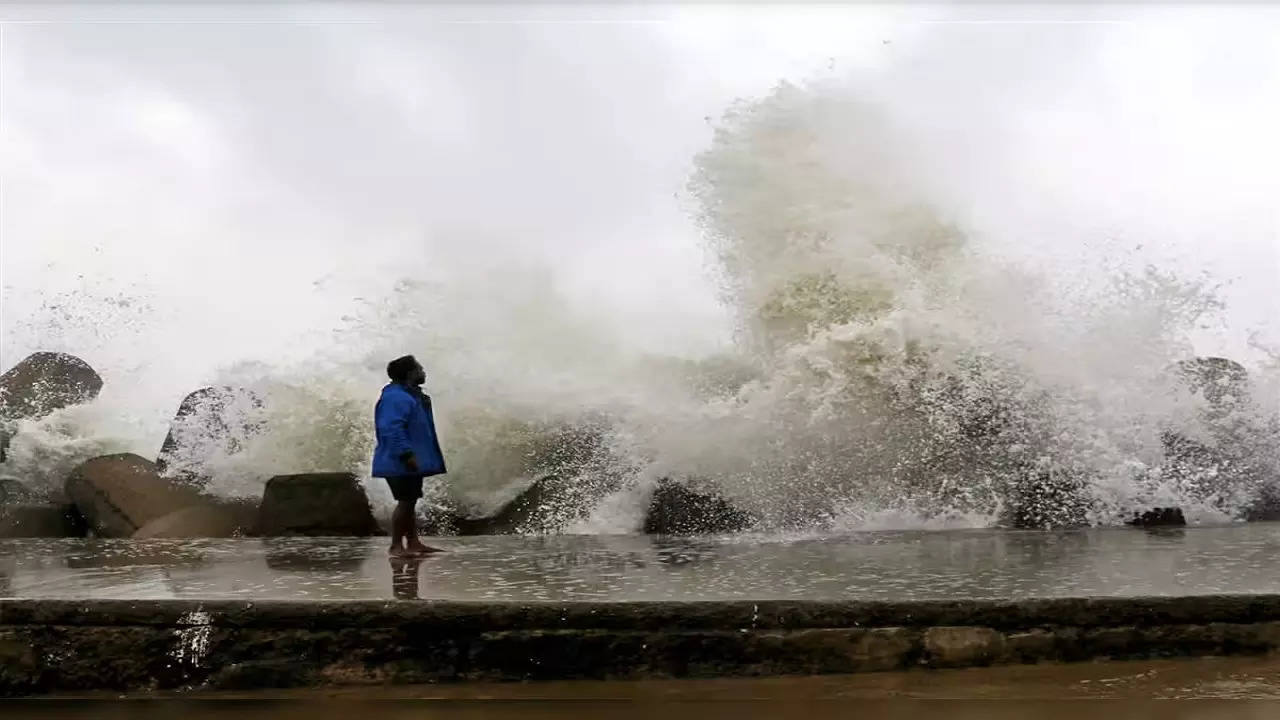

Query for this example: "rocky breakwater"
[417,474,757,537]
[0,352,104,433]
[62,457,378,539]
[0,352,104,538]
[65,453,256,539]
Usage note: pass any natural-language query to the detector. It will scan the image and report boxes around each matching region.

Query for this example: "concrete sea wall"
[4,595,1280,694]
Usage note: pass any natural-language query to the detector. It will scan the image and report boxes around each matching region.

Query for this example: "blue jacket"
[371,383,446,478]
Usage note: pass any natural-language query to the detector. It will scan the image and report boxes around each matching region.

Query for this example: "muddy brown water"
[16,657,1280,716]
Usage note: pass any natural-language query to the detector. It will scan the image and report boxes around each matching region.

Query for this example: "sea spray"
[3,78,1276,530]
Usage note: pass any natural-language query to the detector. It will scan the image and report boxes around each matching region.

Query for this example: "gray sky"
[2,2,1278,398]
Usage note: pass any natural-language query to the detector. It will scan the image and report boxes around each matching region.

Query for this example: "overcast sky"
[2,3,1278,397]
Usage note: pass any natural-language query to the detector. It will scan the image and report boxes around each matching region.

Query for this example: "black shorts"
[385,475,425,502]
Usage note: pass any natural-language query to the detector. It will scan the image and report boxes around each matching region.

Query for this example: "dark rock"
[0,503,86,538]
[1126,507,1187,528]
[0,352,104,463]
[65,453,206,538]
[0,352,103,421]
[643,478,755,535]
[155,386,265,486]
[255,473,379,537]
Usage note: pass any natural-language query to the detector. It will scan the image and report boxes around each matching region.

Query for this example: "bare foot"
[405,543,444,556]
[388,546,412,557]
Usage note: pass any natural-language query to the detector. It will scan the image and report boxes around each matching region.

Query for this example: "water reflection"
[2,524,1280,601]
[390,556,423,599]
[264,538,366,571]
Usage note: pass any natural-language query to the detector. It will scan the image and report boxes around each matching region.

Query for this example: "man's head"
[387,355,426,386]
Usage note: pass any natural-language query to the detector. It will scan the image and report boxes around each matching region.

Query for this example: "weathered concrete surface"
[4,594,1280,694]
[65,454,206,538]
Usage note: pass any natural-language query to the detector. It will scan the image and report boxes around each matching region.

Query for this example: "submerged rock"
[65,453,206,538]
[155,386,265,486]
[643,478,756,535]
[255,473,380,537]
[1126,506,1187,528]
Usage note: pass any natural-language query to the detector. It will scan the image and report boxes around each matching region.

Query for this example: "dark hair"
[386,355,419,382]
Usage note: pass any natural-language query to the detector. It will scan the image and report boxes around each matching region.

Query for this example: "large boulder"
[155,386,265,486]
[132,499,259,539]
[0,352,103,420]
[65,453,206,537]
[643,478,756,535]
[0,352,103,463]
[255,473,380,537]
[0,503,86,538]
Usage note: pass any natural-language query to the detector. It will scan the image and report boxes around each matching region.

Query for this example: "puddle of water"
[5,524,1280,602]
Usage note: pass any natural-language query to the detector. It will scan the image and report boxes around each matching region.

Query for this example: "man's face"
[410,362,427,386]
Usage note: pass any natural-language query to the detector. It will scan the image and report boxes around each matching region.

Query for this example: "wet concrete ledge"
[4,595,1280,694]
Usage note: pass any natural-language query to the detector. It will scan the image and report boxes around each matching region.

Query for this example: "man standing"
[373,355,447,556]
